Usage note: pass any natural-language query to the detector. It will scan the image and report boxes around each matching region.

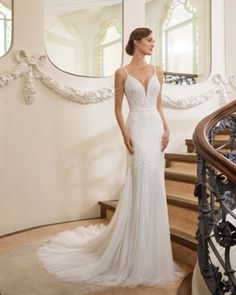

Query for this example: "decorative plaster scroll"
[213,73,236,105]
[0,50,114,104]
[0,50,234,108]
[163,89,215,109]
[164,73,235,109]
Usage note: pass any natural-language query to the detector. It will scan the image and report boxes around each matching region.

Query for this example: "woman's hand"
[123,132,134,154]
[161,130,169,152]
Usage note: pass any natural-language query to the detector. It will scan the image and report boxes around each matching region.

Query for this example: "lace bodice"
[123,65,160,110]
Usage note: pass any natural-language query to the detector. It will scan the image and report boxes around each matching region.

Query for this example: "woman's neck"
[130,52,148,68]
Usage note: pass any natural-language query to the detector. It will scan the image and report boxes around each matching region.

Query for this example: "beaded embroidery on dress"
[37,65,185,287]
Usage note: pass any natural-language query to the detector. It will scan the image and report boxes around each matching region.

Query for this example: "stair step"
[165,152,197,163]
[165,179,195,197]
[98,200,197,251]
[165,168,197,183]
[170,215,197,251]
[167,193,198,210]
[171,227,197,251]
[98,200,117,217]
[215,134,230,140]
[165,152,197,172]
[168,203,198,230]
[98,194,199,216]
[185,138,235,153]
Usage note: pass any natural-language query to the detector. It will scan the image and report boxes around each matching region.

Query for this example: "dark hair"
[125,27,153,56]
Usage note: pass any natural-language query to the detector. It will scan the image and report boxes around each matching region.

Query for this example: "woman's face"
[134,33,155,56]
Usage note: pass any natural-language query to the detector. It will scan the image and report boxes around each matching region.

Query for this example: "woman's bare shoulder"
[114,67,127,82]
[115,66,126,75]
[154,65,164,85]
[155,65,164,76]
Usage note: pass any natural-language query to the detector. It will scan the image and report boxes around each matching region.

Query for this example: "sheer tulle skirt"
[37,109,185,287]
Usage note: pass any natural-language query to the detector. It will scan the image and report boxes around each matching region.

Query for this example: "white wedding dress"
[37,65,185,287]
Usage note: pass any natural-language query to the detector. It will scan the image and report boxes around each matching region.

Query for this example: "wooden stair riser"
[171,241,197,268]
[106,209,115,221]
[165,170,196,184]
[166,161,197,172]
[165,152,197,172]
[215,134,231,140]
[104,205,199,226]
[165,180,196,197]
[168,204,198,224]
[167,194,198,210]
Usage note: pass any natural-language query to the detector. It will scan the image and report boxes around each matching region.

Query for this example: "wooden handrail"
[192,100,236,183]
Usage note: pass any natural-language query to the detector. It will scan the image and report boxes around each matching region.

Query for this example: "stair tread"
[165,167,196,175]
[171,227,197,245]
[98,199,197,238]
[165,152,197,161]
[98,200,118,211]
[99,194,198,211]
[99,193,198,209]
[167,193,198,209]
[170,216,197,242]
[165,168,197,180]
[167,192,196,201]
[98,199,198,251]
[173,258,193,274]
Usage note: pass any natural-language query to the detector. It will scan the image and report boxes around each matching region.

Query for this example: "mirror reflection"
[146,0,211,84]
[0,0,12,57]
[45,0,123,77]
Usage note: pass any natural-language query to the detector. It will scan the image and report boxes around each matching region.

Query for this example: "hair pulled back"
[125,27,152,56]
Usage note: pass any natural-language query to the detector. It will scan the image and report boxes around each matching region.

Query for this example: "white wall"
[0,0,234,236]
[225,0,236,92]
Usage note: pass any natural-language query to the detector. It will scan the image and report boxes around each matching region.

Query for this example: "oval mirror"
[45,0,123,77]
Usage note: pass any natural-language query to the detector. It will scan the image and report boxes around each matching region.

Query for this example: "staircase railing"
[192,99,236,295]
[164,71,198,85]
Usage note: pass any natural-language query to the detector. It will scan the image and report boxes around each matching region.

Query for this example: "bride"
[37,27,185,288]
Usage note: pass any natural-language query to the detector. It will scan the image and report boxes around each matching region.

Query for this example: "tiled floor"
[0,218,191,295]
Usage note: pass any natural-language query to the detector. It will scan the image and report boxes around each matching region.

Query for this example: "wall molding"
[0,50,234,108]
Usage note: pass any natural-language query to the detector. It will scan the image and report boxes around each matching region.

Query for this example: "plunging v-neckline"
[127,74,156,97]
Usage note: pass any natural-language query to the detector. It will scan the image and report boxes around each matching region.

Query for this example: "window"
[98,22,122,76]
[162,0,198,74]
[0,1,12,57]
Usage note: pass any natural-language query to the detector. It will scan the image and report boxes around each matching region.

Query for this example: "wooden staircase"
[98,131,230,279]
[164,151,198,267]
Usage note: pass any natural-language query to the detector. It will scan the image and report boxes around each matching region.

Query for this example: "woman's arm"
[114,68,134,154]
[156,66,169,151]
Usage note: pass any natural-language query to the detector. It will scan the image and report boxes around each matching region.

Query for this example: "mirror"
[146,0,211,84]
[45,0,123,77]
[0,0,12,58]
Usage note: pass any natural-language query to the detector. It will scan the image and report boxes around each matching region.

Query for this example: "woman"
[38,27,184,287]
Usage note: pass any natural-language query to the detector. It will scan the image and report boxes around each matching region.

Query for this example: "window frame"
[161,0,199,74]
[0,0,13,58]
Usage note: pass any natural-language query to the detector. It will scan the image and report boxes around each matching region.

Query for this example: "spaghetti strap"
[122,67,128,90]
[153,65,156,75]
